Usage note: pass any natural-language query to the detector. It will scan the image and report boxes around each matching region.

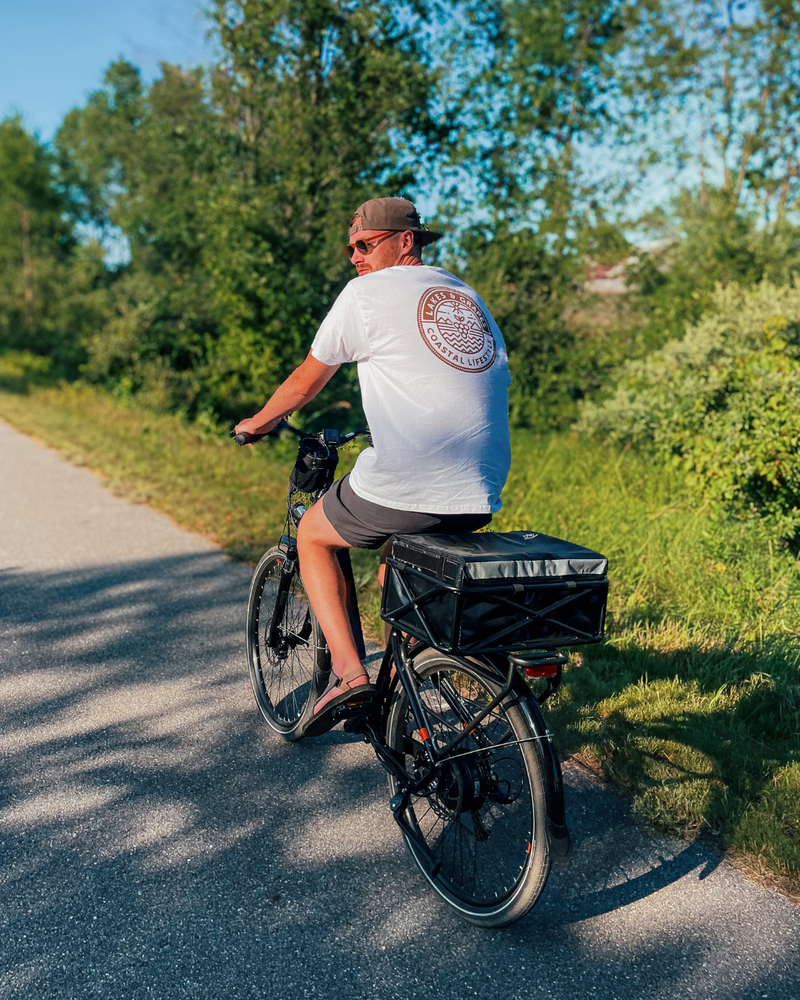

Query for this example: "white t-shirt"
[310,265,511,514]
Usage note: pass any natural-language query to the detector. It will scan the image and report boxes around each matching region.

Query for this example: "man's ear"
[403,230,420,257]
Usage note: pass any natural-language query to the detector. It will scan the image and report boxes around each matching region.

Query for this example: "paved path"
[1,417,798,1000]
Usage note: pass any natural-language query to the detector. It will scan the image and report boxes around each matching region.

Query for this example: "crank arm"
[359,721,421,784]
[359,722,439,795]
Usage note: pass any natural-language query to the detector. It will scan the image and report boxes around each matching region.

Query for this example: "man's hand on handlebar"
[231,416,289,446]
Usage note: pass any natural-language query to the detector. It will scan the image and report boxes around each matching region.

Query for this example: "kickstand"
[388,791,442,877]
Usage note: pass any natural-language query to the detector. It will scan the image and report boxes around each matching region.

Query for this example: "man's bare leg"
[296,501,370,713]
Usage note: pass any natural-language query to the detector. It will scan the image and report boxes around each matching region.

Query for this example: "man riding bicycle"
[235,197,511,736]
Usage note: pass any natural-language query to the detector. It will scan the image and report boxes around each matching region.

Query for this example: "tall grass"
[498,433,800,894]
[1,370,798,895]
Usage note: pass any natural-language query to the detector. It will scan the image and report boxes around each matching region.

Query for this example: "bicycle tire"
[246,546,329,740]
[385,649,551,927]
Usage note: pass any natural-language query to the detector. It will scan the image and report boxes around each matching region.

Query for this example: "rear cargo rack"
[380,530,608,656]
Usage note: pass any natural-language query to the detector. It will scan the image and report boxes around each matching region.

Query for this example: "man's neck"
[395,252,422,267]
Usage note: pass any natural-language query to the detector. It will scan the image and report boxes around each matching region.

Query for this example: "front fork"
[267,545,297,649]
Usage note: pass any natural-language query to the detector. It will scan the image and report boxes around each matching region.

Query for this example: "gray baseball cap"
[348,197,442,246]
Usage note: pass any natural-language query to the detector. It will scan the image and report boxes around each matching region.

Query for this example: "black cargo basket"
[381,530,608,655]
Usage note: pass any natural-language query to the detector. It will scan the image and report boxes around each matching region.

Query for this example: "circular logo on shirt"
[417,287,496,372]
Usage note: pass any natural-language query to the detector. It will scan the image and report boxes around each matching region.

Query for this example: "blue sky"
[0,0,216,141]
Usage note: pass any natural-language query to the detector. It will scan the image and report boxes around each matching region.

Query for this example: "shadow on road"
[0,554,796,1000]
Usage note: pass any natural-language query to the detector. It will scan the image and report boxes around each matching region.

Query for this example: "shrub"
[577,280,800,541]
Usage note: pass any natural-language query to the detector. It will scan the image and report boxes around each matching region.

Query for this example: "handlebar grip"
[230,430,265,446]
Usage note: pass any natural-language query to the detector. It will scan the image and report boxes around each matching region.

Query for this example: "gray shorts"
[322,473,492,549]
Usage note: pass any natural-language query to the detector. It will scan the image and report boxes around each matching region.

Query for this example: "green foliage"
[449,1,627,221]
[0,117,109,373]
[0,349,56,392]
[626,191,800,349]
[578,280,800,540]
[432,3,639,428]
[617,1,800,220]
[456,226,586,429]
[433,0,637,427]
[555,649,800,875]
[582,1,800,368]
[3,3,653,433]
[732,762,800,882]
[8,0,800,446]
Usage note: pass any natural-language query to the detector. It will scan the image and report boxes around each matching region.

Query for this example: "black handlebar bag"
[289,438,339,494]
[381,530,608,654]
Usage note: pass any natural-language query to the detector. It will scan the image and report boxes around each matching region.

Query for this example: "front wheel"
[385,650,551,927]
[246,546,329,739]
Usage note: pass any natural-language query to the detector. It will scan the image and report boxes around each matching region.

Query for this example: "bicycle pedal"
[343,711,369,734]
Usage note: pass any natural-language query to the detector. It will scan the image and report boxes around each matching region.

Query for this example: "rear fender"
[514,676,572,864]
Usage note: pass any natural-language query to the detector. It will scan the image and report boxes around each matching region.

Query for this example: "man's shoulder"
[351,265,472,297]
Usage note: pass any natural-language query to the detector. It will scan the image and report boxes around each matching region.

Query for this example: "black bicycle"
[233,421,608,927]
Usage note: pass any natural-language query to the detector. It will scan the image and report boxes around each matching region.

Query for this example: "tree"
[618,0,800,222]
[0,116,107,372]
[624,189,800,350]
[552,3,800,361]
[458,225,587,429]
[436,2,630,426]
[0,118,68,339]
[439,2,627,224]
[56,2,448,421]
[578,279,800,542]
[57,60,230,410]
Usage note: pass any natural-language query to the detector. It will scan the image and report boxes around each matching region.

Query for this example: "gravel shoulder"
[1,417,798,1000]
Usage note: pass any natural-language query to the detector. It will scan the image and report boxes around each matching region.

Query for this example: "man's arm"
[234,353,340,437]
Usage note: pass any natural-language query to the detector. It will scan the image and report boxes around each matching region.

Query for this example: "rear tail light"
[524,663,560,678]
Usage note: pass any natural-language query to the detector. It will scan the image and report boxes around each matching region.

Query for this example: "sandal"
[302,666,378,738]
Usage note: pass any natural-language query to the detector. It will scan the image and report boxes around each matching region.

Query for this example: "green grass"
[1,360,798,897]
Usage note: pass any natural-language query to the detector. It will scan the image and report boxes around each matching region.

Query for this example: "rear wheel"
[385,649,550,926]
[246,547,329,739]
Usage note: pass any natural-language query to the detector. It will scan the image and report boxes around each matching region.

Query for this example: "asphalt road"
[1,416,798,1000]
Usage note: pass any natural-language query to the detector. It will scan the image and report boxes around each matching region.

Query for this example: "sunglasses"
[342,230,401,259]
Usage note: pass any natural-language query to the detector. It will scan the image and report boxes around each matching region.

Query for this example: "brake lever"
[267,418,290,438]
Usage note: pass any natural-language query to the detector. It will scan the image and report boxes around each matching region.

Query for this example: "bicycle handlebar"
[230,419,369,448]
